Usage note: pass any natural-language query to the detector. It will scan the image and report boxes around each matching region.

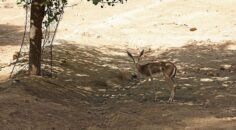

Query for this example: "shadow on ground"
[0,40,235,130]
[0,24,23,46]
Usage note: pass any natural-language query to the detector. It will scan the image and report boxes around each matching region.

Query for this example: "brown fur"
[127,50,177,102]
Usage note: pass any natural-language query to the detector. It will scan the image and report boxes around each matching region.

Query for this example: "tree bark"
[29,0,45,75]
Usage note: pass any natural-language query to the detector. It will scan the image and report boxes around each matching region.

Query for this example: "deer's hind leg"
[163,73,176,102]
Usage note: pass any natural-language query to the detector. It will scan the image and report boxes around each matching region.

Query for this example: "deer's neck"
[135,63,142,73]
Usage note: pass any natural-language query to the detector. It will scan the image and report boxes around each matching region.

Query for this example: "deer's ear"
[127,51,133,58]
[140,49,144,57]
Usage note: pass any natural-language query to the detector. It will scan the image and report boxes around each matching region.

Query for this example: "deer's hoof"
[168,98,174,103]
[154,98,158,102]
[154,95,158,102]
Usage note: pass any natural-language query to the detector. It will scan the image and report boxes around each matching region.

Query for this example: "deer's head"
[127,50,144,65]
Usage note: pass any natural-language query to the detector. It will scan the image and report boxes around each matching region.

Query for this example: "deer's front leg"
[169,78,176,102]
[148,67,158,102]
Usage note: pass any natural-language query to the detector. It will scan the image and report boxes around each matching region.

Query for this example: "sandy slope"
[56,0,236,48]
[1,0,236,48]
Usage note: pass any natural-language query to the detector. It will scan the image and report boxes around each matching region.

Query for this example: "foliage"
[17,0,127,26]
[88,0,127,8]
[43,0,68,27]
[17,0,67,27]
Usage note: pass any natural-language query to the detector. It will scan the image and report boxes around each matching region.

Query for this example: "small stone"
[190,27,197,31]
[60,59,66,65]
[220,67,225,71]
[222,83,229,87]
[206,71,214,76]
[220,64,232,70]
[215,95,224,98]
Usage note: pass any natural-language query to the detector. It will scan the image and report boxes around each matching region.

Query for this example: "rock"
[190,27,197,31]
[215,95,224,98]
[220,64,232,71]
[205,71,214,76]
[200,78,214,82]
[181,86,188,90]
[219,67,225,70]
[60,59,67,65]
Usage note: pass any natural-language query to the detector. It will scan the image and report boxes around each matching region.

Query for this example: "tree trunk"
[29,0,45,75]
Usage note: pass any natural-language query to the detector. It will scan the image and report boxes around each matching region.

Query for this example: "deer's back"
[138,62,176,78]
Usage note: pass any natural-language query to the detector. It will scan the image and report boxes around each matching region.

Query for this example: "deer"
[127,50,177,102]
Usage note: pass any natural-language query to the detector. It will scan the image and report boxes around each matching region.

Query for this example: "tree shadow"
[0,24,23,46]
[38,41,136,104]
[158,41,236,110]
[1,39,235,108]
[0,40,236,129]
[36,40,236,109]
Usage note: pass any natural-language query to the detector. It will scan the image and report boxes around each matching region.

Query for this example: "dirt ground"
[0,0,236,130]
